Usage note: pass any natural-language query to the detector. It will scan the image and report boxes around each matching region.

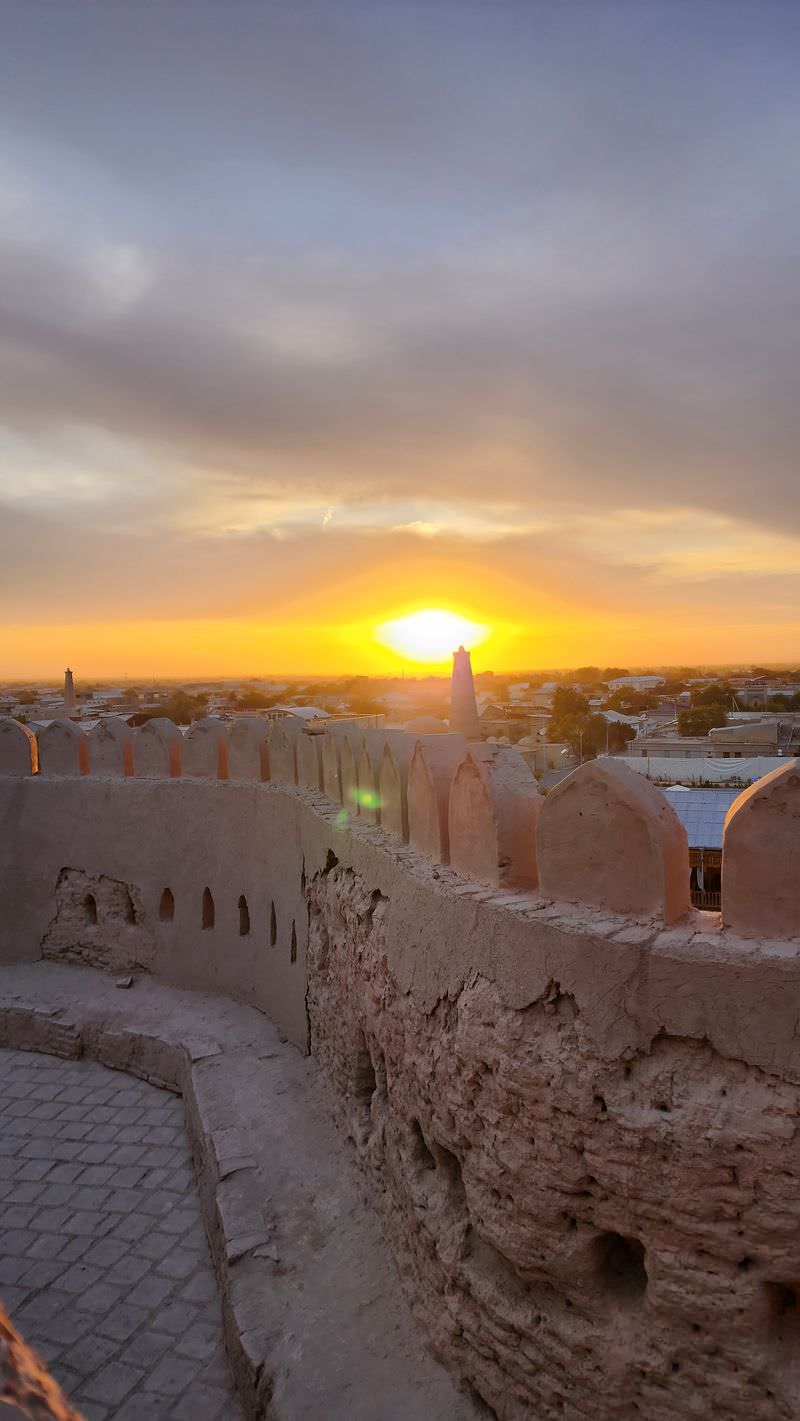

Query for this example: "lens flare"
[374,608,490,665]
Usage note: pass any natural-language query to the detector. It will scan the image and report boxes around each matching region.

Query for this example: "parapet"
[448,744,540,888]
[722,759,800,939]
[340,728,367,819]
[10,708,800,943]
[88,717,134,778]
[296,731,324,792]
[353,729,418,826]
[537,758,690,923]
[132,717,182,778]
[356,731,384,823]
[269,719,300,785]
[379,734,418,841]
[0,718,38,775]
[407,734,467,864]
[36,719,90,777]
[227,718,271,782]
[321,722,357,804]
[182,717,229,780]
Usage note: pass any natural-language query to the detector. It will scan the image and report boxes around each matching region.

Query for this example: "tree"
[346,693,383,716]
[603,689,659,714]
[678,706,728,737]
[233,690,278,710]
[165,691,207,724]
[129,708,169,727]
[691,683,733,708]
[546,703,632,760]
[550,686,590,719]
[607,721,636,751]
[130,691,208,726]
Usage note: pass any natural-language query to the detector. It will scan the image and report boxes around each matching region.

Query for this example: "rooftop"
[663,786,741,848]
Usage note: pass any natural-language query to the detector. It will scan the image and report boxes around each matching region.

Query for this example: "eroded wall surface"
[307,861,800,1421]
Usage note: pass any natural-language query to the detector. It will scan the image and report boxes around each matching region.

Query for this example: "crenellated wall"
[1,715,799,1418]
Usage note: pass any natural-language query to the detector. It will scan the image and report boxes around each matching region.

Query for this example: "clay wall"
[1,716,800,1416]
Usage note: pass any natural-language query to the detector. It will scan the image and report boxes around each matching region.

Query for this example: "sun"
[374,608,490,665]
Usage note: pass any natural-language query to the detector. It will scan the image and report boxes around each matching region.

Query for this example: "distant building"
[663,787,740,910]
[606,675,666,693]
[623,754,786,787]
[626,718,800,761]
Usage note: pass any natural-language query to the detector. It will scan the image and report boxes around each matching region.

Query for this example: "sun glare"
[374,608,490,665]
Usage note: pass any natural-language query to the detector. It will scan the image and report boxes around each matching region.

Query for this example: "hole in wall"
[594,1232,648,1301]
[372,1045,388,1106]
[159,888,175,922]
[290,920,297,963]
[202,886,215,930]
[238,894,250,936]
[434,1140,467,1210]
[765,1282,800,1345]
[269,901,277,947]
[124,889,136,925]
[409,1119,467,1213]
[411,1119,436,1172]
[83,893,97,926]
[352,1030,378,1138]
[353,1032,377,1105]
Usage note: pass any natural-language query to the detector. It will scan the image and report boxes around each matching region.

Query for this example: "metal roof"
[662,787,741,849]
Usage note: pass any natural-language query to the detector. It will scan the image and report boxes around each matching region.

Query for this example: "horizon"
[2,3,799,676]
[5,659,799,689]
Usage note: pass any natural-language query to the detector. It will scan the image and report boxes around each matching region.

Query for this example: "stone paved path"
[0,1048,242,1421]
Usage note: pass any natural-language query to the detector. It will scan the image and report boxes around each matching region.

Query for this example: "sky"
[1,1,799,678]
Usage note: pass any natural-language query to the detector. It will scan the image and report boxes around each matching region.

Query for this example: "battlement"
[2,713,798,940]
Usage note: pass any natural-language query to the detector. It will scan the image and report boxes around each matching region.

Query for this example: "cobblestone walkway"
[0,1049,242,1421]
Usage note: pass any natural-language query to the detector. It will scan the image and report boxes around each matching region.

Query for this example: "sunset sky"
[1,3,799,678]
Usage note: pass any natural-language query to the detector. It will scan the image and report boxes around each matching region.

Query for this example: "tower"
[63,667,76,710]
[450,645,481,740]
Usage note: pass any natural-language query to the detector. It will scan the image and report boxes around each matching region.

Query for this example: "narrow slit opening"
[202,886,215,930]
[238,894,250,936]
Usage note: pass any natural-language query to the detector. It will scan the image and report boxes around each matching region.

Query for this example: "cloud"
[0,0,799,663]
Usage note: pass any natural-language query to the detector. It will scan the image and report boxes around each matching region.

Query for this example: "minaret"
[450,645,481,740]
[64,667,76,710]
